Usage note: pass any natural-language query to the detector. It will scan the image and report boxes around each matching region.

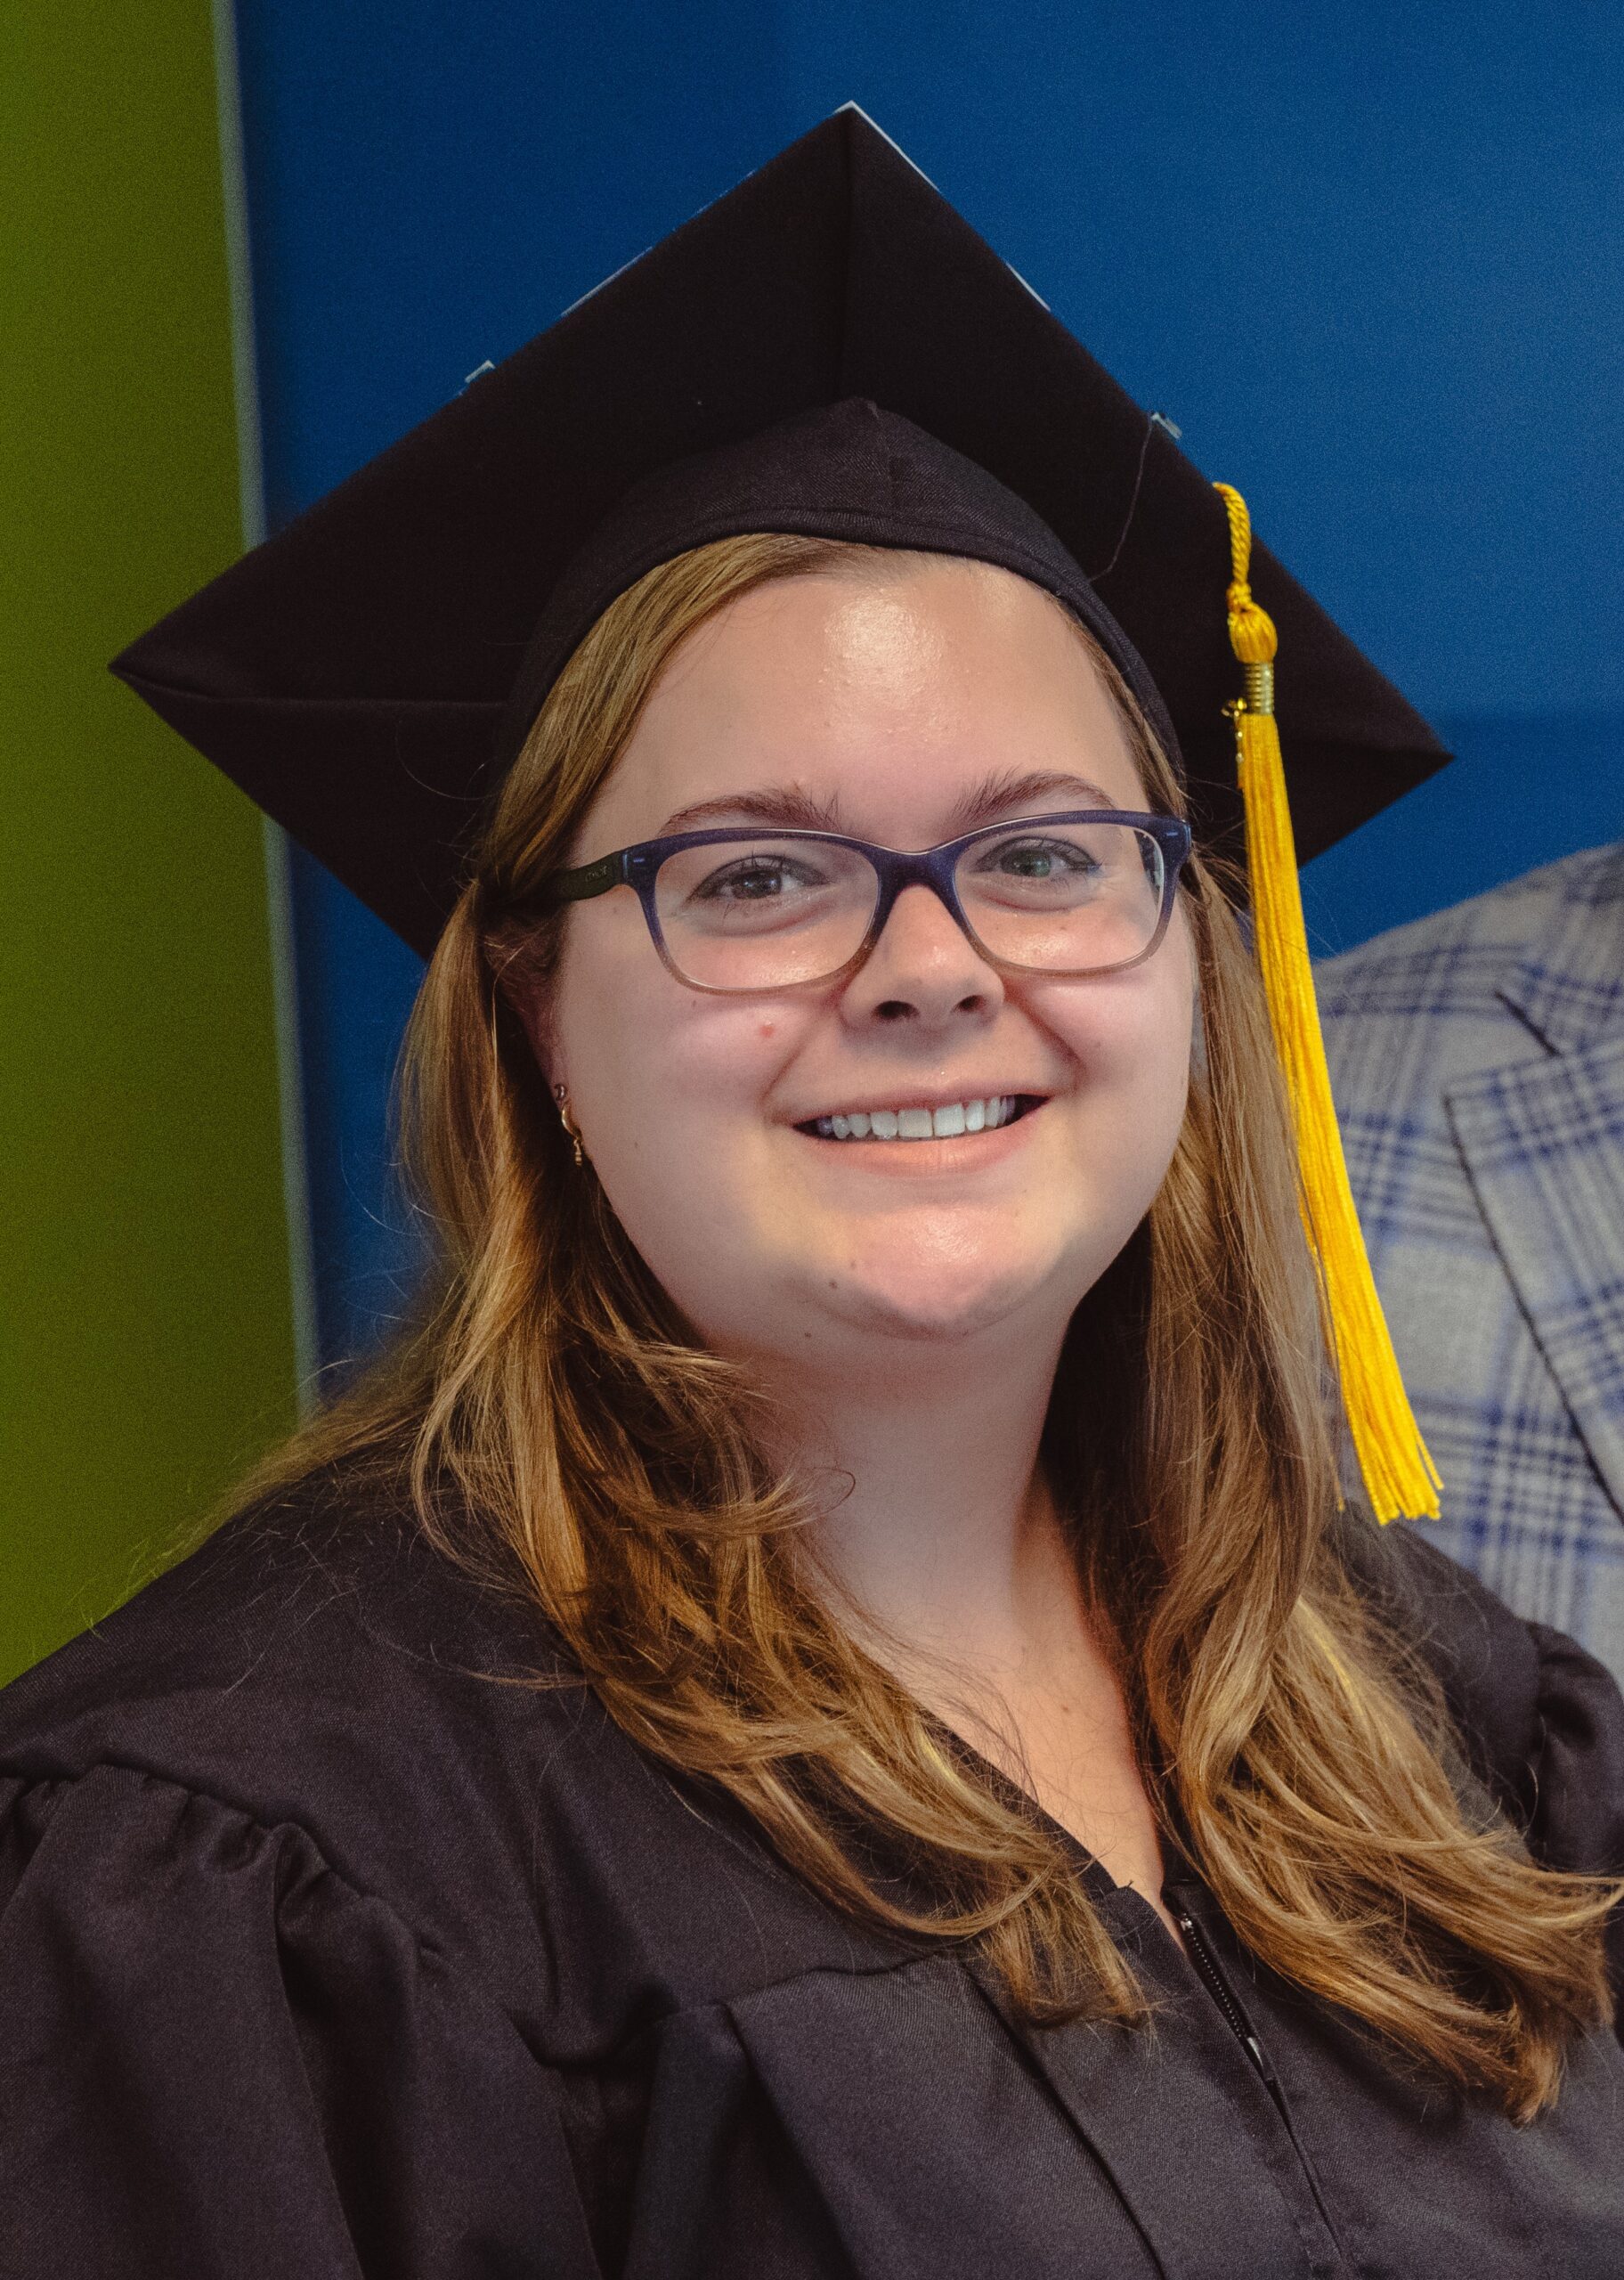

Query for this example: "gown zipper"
[1174,1905,1343,2252]
[1174,1909,1271,2080]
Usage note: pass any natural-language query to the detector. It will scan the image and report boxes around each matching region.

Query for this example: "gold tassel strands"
[1213,482,1441,1524]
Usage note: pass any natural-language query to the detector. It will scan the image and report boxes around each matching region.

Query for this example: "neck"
[767,1318,1078,1682]
[748,1312,1170,1919]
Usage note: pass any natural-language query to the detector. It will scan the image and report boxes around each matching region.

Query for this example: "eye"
[692,854,824,902]
[976,835,1100,880]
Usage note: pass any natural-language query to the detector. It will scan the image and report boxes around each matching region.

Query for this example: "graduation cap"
[111,105,1443,1520]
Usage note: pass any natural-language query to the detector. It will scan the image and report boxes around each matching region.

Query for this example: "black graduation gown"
[3,1476,1621,2280]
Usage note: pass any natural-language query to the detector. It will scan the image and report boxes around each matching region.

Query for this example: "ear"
[488,930,562,1091]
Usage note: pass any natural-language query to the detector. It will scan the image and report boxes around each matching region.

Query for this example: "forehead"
[583,556,1147,849]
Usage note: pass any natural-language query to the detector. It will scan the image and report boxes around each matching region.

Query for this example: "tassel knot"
[1224,580,1278,666]
[1214,484,1279,665]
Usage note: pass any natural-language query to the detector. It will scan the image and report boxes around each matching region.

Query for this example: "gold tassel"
[1213,482,1441,1524]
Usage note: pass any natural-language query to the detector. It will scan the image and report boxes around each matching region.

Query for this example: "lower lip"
[792,1101,1047,1174]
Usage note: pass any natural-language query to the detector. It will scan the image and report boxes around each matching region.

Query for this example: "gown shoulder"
[0,1466,620,2276]
[0,1462,593,1956]
[0,1460,850,2017]
[1331,1510,1624,1985]
[0,1463,887,2276]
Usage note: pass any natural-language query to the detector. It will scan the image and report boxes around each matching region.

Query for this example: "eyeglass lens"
[652,822,1167,990]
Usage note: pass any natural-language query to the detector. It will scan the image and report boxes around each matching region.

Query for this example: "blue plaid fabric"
[1319,842,1624,1683]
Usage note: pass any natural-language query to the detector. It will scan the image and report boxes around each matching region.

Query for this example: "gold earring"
[553,1083,585,1169]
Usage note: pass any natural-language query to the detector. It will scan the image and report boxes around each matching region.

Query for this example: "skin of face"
[528,558,1198,1396]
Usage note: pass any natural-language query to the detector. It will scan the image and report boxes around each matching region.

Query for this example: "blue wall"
[231,0,1624,1363]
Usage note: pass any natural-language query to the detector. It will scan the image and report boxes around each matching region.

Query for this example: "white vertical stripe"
[210,0,319,1410]
[210,0,264,552]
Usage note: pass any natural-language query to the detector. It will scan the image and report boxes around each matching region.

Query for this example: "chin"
[811,1245,1056,1345]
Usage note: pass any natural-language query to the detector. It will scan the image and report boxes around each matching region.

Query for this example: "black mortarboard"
[111,105,1448,964]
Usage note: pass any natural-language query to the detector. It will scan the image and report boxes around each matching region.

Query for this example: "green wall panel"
[1,2,296,1680]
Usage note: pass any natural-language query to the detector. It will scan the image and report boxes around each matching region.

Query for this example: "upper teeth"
[812,1096,1019,1141]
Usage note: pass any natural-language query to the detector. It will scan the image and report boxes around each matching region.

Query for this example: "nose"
[838,883,1005,1030]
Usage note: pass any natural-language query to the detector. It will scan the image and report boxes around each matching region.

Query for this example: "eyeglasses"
[538,810,1193,995]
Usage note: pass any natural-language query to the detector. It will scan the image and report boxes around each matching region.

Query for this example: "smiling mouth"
[795,1095,1045,1143]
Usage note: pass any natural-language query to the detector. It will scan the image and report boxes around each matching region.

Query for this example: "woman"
[4,115,1621,2277]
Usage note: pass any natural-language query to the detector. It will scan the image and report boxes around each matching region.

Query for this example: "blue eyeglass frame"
[538,810,1195,994]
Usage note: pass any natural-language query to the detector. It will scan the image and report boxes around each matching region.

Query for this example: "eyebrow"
[943,769,1120,830]
[657,786,843,835]
[656,770,1119,840]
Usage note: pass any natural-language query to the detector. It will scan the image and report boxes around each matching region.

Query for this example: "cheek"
[581,999,804,1129]
[1031,944,1196,1162]
[548,910,817,1166]
[1043,954,1193,1086]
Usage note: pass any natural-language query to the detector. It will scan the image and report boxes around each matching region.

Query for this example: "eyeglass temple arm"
[540,851,627,906]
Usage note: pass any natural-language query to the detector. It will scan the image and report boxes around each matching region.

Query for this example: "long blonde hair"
[263,533,1616,2120]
